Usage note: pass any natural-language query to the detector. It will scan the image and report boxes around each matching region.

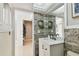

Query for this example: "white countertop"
[39,37,64,45]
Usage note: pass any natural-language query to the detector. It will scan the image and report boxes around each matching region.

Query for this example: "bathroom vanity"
[39,37,64,56]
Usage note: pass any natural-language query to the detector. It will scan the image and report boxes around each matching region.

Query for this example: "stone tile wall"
[64,28,79,53]
[34,13,55,55]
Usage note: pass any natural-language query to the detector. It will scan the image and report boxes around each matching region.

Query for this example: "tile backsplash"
[64,28,79,53]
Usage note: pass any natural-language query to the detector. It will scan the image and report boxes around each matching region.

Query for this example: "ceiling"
[33,3,53,12]
[8,3,64,17]
[33,3,64,17]
[52,5,64,17]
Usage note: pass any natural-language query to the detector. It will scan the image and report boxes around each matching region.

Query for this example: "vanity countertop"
[39,37,64,45]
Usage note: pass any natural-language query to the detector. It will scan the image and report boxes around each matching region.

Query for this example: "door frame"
[23,19,35,56]
[22,19,35,56]
[10,7,35,56]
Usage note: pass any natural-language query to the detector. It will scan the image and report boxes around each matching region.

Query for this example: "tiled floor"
[23,39,32,56]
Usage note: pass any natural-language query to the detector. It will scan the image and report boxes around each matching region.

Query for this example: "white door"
[0,3,13,56]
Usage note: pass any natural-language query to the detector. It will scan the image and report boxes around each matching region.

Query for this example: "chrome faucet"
[48,33,59,40]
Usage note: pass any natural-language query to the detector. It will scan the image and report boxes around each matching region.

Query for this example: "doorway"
[23,20,32,56]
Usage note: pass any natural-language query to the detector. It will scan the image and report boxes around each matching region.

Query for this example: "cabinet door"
[50,44,64,56]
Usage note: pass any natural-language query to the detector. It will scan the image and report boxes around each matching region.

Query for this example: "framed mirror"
[48,21,53,29]
[38,20,44,29]
[72,3,79,17]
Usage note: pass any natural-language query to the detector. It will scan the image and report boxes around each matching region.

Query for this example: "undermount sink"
[39,37,64,45]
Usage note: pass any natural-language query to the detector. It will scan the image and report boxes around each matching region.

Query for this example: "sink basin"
[39,37,64,45]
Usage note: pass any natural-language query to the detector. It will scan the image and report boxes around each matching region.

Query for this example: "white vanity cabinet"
[39,38,64,56]
[39,40,50,56]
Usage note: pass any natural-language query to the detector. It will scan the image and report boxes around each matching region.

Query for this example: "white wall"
[9,3,33,11]
[14,9,33,55]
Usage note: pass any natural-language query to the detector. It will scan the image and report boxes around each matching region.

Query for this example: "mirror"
[48,21,53,29]
[38,20,44,29]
